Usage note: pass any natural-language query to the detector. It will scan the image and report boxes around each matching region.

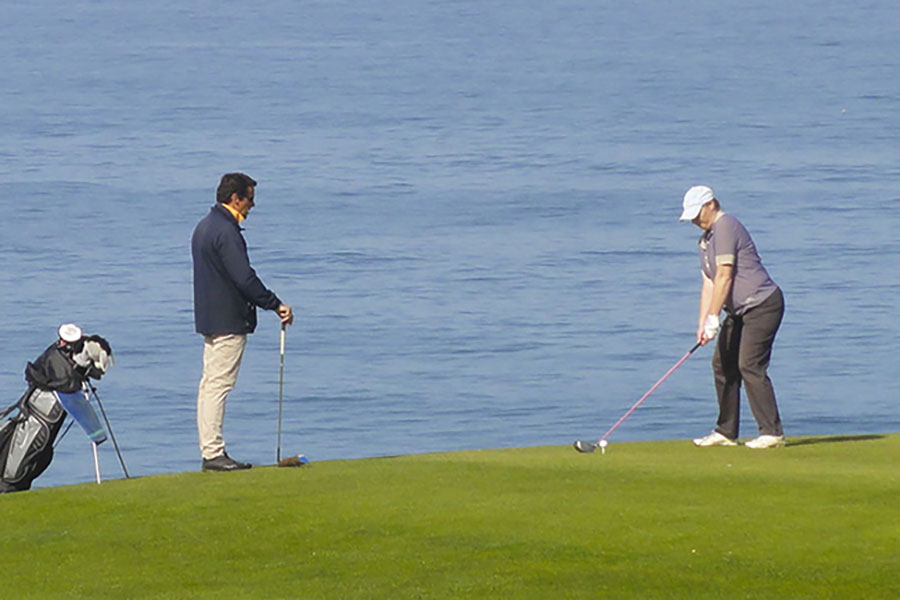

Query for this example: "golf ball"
[599,440,608,448]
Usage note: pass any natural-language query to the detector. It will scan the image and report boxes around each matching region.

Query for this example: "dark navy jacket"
[192,204,282,336]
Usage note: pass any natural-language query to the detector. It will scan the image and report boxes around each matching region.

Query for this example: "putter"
[276,323,286,463]
[574,342,701,453]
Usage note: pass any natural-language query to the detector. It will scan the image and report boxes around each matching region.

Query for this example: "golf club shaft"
[596,342,701,443]
[88,383,130,479]
[276,324,286,463]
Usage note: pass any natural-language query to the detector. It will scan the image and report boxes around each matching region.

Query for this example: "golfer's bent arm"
[698,273,714,338]
[697,266,734,342]
[708,264,733,317]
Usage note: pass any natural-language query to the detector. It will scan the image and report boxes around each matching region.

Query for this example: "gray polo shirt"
[698,213,778,315]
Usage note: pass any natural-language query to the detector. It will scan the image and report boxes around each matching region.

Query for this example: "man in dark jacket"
[192,173,293,471]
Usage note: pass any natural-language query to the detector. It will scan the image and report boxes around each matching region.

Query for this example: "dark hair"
[216,173,257,204]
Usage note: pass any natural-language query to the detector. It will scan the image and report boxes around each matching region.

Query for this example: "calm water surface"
[1,1,898,488]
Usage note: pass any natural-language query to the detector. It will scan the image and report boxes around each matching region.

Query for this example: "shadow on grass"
[787,434,886,447]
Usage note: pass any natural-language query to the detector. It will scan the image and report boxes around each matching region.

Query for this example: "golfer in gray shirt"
[680,186,786,449]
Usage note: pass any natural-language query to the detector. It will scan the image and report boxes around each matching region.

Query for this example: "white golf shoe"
[744,435,786,449]
[692,431,737,447]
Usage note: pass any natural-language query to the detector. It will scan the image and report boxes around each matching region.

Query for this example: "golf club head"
[573,440,597,454]
[277,454,309,468]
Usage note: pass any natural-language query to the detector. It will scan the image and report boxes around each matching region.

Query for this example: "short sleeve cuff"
[716,254,735,266]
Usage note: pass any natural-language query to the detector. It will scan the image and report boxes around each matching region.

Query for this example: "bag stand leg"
[92,442,101,485]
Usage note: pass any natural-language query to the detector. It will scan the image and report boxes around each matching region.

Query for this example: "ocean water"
[1,1,898,489]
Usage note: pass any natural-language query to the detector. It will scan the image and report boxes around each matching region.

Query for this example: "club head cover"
[72,335,114,378]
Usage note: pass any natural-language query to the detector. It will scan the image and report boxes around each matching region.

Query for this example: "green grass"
[2,435,899,599]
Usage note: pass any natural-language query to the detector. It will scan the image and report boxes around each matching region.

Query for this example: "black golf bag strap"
[0,404,15,422]
[0,387,33,421]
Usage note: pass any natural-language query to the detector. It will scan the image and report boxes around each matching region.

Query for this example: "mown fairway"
[3,435,898,599]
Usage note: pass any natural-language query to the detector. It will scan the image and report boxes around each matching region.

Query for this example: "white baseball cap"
[58,323,83,343]
[679,185,716,221]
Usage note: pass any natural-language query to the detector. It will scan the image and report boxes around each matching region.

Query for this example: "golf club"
[574,342,701,453]
[276,322,286,463]
[87,382,130,478]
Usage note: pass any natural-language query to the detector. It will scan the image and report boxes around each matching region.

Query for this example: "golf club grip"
[599,343,700,442]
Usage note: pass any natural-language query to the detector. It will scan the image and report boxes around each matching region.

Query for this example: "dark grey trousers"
[713,287,785,439]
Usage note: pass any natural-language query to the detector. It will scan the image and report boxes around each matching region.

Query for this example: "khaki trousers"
[197,334,247,460]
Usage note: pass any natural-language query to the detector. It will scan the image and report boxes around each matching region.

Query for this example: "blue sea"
[2,1,898,489]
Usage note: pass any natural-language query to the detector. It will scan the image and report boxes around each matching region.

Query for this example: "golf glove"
[703,314,721,340]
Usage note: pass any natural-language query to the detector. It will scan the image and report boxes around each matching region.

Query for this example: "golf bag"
[0,334,112,493]
[0,387,67,493]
